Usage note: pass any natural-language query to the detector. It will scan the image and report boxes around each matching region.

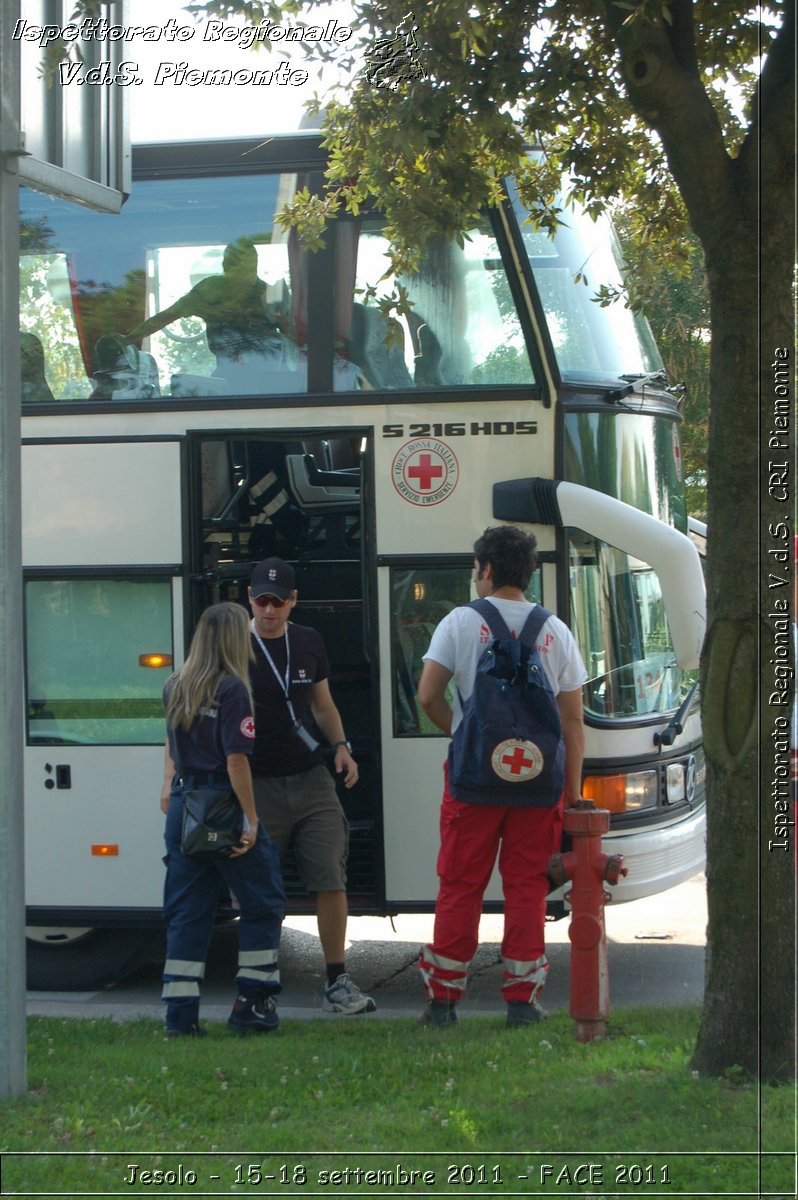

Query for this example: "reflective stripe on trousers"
[420,769,562,1004]
[501,954,549,1003]
[236,946,280,993]
[419,946,469,1001]
[162,785,285,1011]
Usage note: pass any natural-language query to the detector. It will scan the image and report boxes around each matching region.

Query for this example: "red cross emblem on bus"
[491,738,544,782]
[407,453,445,491]
[391,439,459,507]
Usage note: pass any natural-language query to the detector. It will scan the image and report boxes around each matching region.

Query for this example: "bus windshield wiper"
[620,370,669,385]
[653,679,700,748]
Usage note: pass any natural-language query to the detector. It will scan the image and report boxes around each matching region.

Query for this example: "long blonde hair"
[165,603,253,732]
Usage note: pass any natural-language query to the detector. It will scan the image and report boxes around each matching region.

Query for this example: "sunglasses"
[253,594,289,609]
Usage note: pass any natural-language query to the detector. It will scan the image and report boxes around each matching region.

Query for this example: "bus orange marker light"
[138,653,173,668]
[91,844,119,857]
[582,775,627,814]
[582,771,658,814]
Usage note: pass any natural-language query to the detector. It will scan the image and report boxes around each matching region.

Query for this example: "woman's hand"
[229,818,259,858]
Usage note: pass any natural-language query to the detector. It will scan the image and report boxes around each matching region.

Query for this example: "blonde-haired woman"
[161,602,285,1036]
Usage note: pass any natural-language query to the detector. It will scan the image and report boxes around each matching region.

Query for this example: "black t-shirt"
[165,675,255,774]
[249,623,330,776]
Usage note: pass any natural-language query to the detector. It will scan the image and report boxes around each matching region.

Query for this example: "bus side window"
[391,566,471,736]
[25,578,173,746]
[343,220,536,391]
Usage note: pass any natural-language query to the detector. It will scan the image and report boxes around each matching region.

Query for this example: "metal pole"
[0,0,28,1098]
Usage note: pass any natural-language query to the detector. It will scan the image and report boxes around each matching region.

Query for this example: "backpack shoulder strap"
[468,597,512,642]
[518,604,552,649]
[469,598,553,647]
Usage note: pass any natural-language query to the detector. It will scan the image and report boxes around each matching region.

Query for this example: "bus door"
[188,428,383,910]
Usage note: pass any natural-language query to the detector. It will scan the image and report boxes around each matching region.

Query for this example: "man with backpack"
[417,525,587,1027]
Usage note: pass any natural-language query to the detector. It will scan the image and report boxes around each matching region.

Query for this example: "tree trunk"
[608,0,796,1085]
[691,157,795,1083]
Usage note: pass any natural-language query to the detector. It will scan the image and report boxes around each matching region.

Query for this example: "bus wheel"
[26,927,161,991]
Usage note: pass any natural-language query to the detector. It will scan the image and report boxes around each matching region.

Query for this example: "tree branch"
[601,1,735,252]
[667,0,699,73]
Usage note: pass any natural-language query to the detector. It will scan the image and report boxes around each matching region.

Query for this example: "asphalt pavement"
[26,873,707,1025]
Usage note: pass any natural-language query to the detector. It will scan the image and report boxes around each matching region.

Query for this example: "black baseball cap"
[250,558,296,601]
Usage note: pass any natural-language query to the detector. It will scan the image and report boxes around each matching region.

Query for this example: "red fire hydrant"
[549,801,628,1042]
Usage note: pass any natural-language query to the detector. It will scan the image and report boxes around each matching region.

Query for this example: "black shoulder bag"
[172,737,243,857]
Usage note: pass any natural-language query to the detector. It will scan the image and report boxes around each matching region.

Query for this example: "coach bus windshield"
[564,408,695,718]
[507,179,662,384]
[569,535,696,719]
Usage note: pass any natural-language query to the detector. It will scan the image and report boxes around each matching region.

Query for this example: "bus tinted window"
[20,172,307,402]
[569,535,696,719]
[347,219,537,390]
[392,565,542,735]
[508,179,662,383]
[21,171,537,403]
[25,579,173,745]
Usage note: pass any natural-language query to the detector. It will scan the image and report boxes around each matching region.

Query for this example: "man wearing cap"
[247,557,376,1014]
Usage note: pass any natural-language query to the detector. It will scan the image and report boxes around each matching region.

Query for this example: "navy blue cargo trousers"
[162,780,285,1033]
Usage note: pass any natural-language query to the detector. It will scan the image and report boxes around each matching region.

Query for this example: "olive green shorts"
[252,764,349,892]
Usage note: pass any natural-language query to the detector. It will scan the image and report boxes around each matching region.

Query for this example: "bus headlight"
[666,762,687,804]
[582,770,658,813]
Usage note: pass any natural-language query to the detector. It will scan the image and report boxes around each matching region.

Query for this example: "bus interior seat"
[171,373,230,398]
[326,436,361,472]
[89,335,160,401]
[285,448,361,559]
[302,437,332,470]
[199,437,361,570]
[201,438,309,565]
[20,332,55,403]
[284,453,360,511]
[346,303,413,390]
[174,363,307,399]
[302,437,361,474]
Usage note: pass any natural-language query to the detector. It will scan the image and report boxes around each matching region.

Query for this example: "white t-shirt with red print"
[423,596,587,735]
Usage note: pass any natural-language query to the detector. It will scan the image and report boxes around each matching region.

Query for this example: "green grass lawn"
[1,1009,794,1198]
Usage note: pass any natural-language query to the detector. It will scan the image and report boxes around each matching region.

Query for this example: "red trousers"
[420,766,563,1004]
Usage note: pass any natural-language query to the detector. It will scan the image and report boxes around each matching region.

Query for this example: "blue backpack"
[448,599,565,806]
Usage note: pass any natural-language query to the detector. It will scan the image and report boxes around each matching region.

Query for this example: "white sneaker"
[322,972,377,1014]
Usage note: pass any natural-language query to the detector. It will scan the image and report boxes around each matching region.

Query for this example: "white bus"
[19,133,706,989]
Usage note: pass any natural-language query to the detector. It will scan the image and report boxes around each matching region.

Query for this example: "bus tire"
[26,928,161,991]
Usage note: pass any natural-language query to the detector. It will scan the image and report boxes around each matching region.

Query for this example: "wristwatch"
[333,739,352,753]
